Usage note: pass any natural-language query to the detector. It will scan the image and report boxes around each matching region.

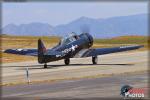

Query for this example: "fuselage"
[38,33,93,63]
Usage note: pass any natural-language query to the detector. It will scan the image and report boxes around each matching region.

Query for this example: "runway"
[1,51,149,98]
[2,72,149,99]
[2,51,148,84]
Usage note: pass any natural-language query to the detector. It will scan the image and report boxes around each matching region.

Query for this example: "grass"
[1,53,36,63]
[1,35,149,63]
[94,35,149,49]
[1,35,60,49]
[94,35,149,44]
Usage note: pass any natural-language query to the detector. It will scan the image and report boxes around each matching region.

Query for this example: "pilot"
[70,32,79,40]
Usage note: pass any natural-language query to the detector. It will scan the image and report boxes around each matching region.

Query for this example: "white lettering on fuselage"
[56,55,61,57]
[16,49,23,51]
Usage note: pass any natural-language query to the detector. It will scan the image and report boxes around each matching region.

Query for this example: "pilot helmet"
[69,32,76,37]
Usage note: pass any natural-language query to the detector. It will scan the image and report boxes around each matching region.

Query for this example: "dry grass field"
[1,35,149,63]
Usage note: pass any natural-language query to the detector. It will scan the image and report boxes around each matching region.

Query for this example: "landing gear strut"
[64,58,70,65]
[92,56,98,64]
[44,63,47,68]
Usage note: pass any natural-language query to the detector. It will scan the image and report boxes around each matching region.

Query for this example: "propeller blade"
[80,24,90,33]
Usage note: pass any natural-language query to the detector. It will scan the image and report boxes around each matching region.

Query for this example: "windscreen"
[60,32,79,45]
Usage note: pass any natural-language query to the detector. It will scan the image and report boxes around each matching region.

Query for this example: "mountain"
[2,14,148,38]
[3,22,54,36]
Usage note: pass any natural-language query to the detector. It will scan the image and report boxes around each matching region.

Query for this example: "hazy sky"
[2,1,148,27]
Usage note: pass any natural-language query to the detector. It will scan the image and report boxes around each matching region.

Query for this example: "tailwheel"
[92,56,98,64]
[64,58,70,65]
[44,63,47,68]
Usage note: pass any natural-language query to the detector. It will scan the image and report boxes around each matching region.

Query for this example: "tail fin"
[38,39,46,63]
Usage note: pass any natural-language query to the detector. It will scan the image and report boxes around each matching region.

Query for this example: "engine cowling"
[79,33,93,48]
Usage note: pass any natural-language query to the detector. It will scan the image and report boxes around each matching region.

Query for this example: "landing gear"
[92,56,98,64]
[64,58,70,65]
[44,63,47,68]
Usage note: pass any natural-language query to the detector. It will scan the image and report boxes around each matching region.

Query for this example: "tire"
[92,56,98,64]
[44,63,47,68]
[64,58,70,65]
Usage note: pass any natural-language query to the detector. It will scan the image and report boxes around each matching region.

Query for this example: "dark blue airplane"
[4,32,143,68]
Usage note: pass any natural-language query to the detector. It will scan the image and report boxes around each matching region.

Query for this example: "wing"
[4,48,38,56]
[3,39,61,57]
[75,45,144,57]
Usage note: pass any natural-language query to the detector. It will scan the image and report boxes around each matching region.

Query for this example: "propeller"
[80,24,90,33]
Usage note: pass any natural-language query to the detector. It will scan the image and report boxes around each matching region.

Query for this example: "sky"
[2,1,148,27]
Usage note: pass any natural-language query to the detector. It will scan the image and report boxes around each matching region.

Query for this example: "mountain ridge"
[2,13,148,38]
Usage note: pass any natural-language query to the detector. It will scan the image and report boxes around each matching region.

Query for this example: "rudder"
[38,39,47,63]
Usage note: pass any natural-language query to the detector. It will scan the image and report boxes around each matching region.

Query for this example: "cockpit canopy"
[60,32,79,45]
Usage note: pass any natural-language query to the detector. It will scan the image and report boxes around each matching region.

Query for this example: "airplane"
[4,32,144,68]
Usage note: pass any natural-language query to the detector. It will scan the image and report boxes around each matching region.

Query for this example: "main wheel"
[92,56,98,64]
[44,63,47,68]
[64,58,70,65]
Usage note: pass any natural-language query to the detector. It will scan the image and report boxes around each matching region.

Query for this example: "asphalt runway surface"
[2,72,149,99]
[1,51,149,99]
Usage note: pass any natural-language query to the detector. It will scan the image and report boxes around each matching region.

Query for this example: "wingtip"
[139,45,144,48]
[134,45,144,49]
